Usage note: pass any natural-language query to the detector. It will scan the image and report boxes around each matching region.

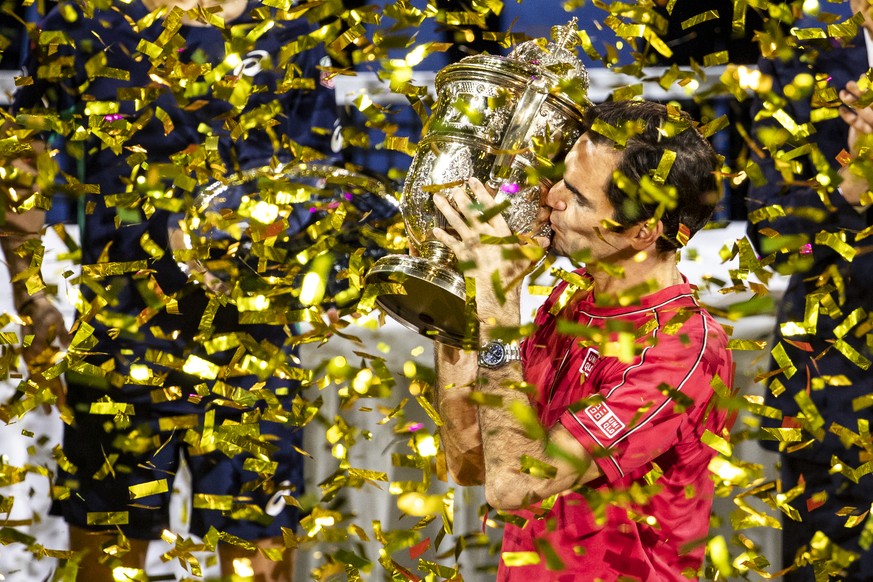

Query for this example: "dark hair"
[583,100,721,252]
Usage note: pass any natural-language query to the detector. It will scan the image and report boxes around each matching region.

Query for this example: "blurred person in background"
[8,0,351,578]
[0,0,68,402]
[0,204,70,405]
[746,1,873,579]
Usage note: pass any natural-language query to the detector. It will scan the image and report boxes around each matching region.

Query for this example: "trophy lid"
[507,18,589,94]
[434,18,590,113]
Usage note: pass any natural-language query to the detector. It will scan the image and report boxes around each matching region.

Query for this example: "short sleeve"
[559,313,728,483]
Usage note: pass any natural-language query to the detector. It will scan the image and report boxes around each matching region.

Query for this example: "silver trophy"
[365,20,589,346]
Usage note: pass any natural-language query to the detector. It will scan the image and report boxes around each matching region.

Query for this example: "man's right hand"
[838,80,873,205]
[17,293,71,409]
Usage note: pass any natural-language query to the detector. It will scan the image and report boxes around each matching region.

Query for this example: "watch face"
[480,341,506,367]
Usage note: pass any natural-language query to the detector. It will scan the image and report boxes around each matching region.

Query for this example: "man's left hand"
[18,294,70,409]
[432,177,549,320]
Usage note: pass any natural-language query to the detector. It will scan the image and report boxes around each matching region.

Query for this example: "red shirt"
[500,271,733,581]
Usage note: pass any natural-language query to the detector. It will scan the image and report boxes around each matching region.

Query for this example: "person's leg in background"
[220,538,295,582]
[188,417,305,582]
[67,526,151,579]
[781,455,873,581]
[50,390,183,578]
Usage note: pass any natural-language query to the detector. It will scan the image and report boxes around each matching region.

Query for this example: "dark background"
[0,0,858,222]
[340,0,854,222]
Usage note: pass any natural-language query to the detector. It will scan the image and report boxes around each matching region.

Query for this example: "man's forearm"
[475,288,600,510]
[434,341,485,485]
[1,208,48,309]
[474,286,545,504]
[476,362,599,510]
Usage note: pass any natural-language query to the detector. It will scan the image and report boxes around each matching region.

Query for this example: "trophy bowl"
[365,21,589,347]
[169,162,399,309]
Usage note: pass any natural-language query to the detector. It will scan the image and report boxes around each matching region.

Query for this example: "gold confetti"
[128,479,169,500]
[86,512,129,526]
[680,10,719,30]
[501,551,541,567]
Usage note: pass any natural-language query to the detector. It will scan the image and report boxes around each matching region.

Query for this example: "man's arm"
[476,374,601,510]
[1,144,71,398]
[433,341,484,486]
[474,289,601,510]
[432,179,602,510]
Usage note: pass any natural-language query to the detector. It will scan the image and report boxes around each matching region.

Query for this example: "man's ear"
[629,218,663,250]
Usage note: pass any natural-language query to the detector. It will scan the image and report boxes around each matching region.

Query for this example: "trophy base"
[366,254,475,347]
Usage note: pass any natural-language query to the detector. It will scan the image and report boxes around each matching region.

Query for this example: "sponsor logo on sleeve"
[233,50,269,77]
[578,347,600,383]
[265,480,295,516]
[584,402,625,439]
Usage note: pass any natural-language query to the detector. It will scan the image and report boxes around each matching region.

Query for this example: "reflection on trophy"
[365,19,589,347]
[169,163,399,309]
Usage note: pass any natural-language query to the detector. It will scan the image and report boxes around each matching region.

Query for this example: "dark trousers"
[781,455,873,581]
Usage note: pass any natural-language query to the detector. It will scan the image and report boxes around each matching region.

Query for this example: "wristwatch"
[477,339,521,369]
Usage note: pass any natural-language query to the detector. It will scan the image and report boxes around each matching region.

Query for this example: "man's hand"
[431,178,549,322]
[838,81,873,205]
[17,293,71,409]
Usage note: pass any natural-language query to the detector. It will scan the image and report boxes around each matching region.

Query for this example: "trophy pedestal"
[366,252,474,347]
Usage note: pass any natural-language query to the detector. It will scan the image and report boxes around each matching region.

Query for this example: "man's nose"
[544,182,563,209]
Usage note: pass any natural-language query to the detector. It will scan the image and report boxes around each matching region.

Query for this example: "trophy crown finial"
[553,17,579,52]
[507,19,589,92]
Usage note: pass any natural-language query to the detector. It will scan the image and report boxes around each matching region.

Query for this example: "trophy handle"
[487,81,548,189]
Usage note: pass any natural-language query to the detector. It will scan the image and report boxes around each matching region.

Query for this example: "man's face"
[851,0,873,36]
[544,136,634,261]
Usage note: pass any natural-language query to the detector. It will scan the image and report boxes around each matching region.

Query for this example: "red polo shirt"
[498,271,733,581]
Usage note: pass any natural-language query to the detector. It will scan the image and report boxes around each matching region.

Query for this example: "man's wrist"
[14,288,48,312]
[477,292,521,327]
[435,339,478,363]
[477,338,521,369]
